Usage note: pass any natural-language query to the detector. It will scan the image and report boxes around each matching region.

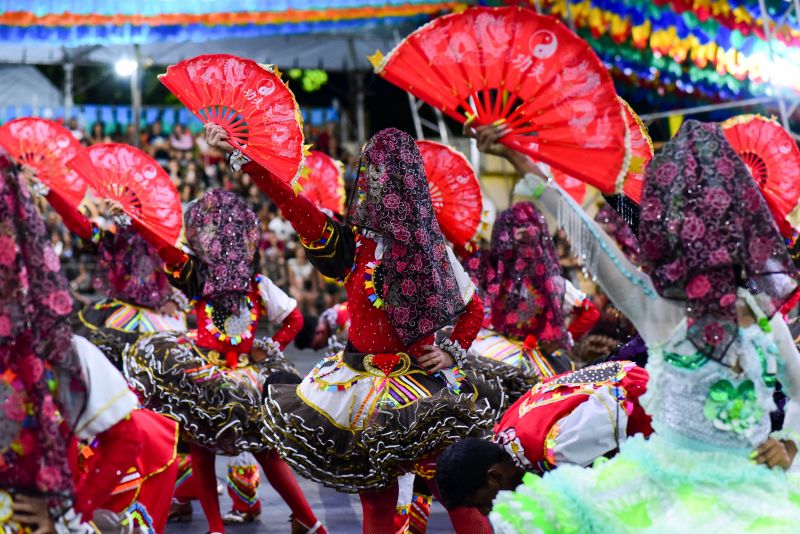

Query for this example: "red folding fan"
[619,98,654,204]
[372,6,630,194]
[0,118,87,206]
[417,140,483,247]
[297,151,346,215]
[540,164,586,204]
[722,115,800,238]
[159,54,305,185]
[68,144,183,245]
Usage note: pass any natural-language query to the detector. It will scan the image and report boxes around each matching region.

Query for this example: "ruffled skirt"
[72,299,186,369]
[466,330,573,404]
[490,433,800,534]
[263,350,499,493]
[125,331,297,455]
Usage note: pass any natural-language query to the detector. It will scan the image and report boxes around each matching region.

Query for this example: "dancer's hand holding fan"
[416,140,484,248]
[158,54,306,186]
[0,118,87,205]
[371,6,630,193]
[297,151,346,215]
[68,143,183,247]
[722,114,800,238]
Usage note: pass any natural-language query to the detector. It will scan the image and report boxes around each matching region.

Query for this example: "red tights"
[359,478,491,534]
[190,444,322,533]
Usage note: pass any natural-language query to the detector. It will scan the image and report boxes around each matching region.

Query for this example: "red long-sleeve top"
[163,259,302,353]
[244,161,483,356]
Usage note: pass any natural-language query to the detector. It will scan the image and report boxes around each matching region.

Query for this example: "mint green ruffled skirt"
[491,434,800,534]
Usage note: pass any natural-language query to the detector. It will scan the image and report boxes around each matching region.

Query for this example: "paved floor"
[165,346,454,533]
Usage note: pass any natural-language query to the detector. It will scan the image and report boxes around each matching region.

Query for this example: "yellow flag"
[668,115,684,137]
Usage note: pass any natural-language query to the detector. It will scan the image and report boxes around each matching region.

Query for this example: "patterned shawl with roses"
[639,120,797,362]
[482,202,570,347]
[347,128,465,345]
[184,190,260,313]
[94,226,173,309]
[0,148,87,497]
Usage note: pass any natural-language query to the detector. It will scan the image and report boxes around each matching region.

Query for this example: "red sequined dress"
[125,256,303,455]
[245,161,499,493]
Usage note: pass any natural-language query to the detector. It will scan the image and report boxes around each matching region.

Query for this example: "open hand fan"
[619,98,654,204]
[417,140,483,247]
[0,118,87,206]
[159,54,305,184]
[722,115,800,238]
[372,6,630,193]
[297,151,346,215]
[68,144,182,245]
[552,168,587,204]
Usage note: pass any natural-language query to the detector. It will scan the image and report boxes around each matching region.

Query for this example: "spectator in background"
[68,118,84,142]
[148,120,167,145]
[260,228,288,290]
[316,122,335,155]
[185,161,203,191]
[167,159,181,187]
[124,124,139,146]
[148,121,171,166]
[89,121,107,145]
[268,213,295,243]
[180,182,197,205]
[170,124,194,156]
[287,246,319,315]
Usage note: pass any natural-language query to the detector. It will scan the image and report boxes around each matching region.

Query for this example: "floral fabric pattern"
[482,202,569,347]
[184,190,260,314]
[93,226,172,309]
[346,128,464,345]
[0,148,86,497]
[638,121,797,361]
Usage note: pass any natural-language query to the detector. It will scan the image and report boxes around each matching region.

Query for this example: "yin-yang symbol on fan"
[143,164,158,180]
[529,31,558,59]
[257,79,276,98]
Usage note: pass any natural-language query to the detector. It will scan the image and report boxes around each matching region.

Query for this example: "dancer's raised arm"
[467,123,683,345]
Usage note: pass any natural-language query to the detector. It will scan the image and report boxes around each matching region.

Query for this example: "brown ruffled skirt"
[263,350,500,493]
[125,331,298,455]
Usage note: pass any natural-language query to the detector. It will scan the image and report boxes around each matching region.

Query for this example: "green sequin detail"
[664,351,708,369]
[757,317,772,333]
[703,379,762,434]
[754,344,777,387]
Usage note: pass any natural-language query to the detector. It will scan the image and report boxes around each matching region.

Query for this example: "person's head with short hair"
[435,438,524,516]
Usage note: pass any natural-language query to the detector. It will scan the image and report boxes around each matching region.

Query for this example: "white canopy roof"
[0,65,62,108]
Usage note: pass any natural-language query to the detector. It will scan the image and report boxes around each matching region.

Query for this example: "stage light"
[115,59,138,77]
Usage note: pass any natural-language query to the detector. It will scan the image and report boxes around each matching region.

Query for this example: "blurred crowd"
[48,118,356,316]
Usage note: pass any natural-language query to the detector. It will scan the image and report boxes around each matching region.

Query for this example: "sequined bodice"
[344,237,432,354]
[642,321,779,451]
[194,278,264,354]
